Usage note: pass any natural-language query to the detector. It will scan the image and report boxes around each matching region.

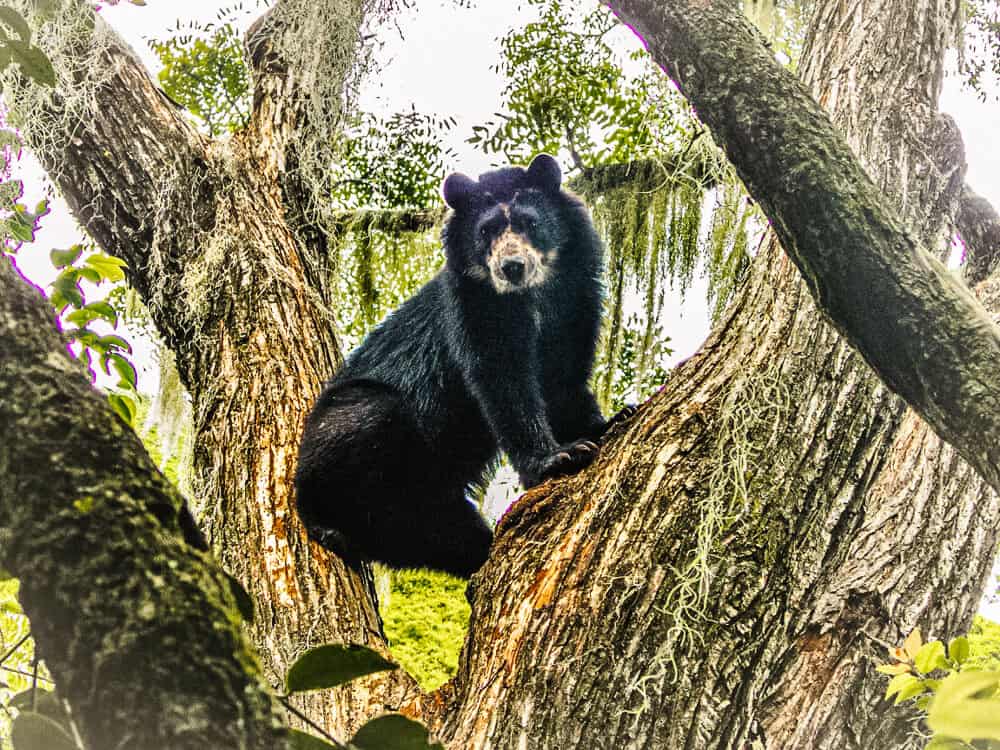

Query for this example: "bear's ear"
[526,153,562,192]
[442,173,478,210]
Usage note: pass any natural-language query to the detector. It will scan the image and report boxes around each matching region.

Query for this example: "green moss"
[379,569,470,690]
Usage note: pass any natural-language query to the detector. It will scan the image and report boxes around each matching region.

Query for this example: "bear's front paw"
[522,439,600,487]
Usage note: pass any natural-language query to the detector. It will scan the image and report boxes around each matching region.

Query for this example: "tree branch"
[604,0,1000,492]
[243,0,363,182]
[959,183,1000,285]
[0,256,290,750]
[321,157,720,241]
[5,3,215,352]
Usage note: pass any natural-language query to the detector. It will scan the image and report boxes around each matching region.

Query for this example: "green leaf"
[288,729,339,750]
[77,267,102,284]
[0,8,31,42]
[225,572,254,624]
[108,353,137,389]
[886,673,919,700]
[83,300,118,325]
[84,254,127,283]
[5,39,55,87]
[9,690,71,730]
[894,677,929,705]
[927,672,1000,742]
[8,213,35,243]
[98,334,132,354]
[915,641,948,674]
[49,245,82,269]
[50,270,83,309]
[108,393,136,426]
[286,644,397,694]
[66,328,99,347]
[948,636,970,666]
[351,715,444,750]
[11,711,76,750]
[64,309,98,327]
[0,566,12,581]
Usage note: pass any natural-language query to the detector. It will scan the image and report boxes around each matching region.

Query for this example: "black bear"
[295,154,627,578]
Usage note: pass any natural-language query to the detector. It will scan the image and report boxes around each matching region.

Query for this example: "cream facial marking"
[488,224,549,293]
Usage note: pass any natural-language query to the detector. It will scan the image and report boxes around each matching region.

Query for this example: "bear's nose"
[500,257,526,284]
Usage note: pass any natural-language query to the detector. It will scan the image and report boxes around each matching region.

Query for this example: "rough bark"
[413,0,1000,748]
[959,183,1000,284]
[0,257,291,750]
[6,0,1000,748]
[3,0,417,736]
[604,0,1000,494]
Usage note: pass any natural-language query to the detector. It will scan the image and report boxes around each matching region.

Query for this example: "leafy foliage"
[878,625,1000,747]
[286,645,397,694]
[330,108,456,211]
[742,0,815,68]
[0,8,55,88]
[149,10,252,136]
[968,615,1000,670]
[334,220,444,346]
[0,113,48,255]
[282,640,440,749]
[594,315,672,413]
[470,0,687,170]
[961,0,1000,101]
[351,715,444,750]
[0,582,55,750]
[47,243,140,425]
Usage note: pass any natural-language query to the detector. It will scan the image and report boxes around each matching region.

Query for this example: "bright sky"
[8,1,1000,610]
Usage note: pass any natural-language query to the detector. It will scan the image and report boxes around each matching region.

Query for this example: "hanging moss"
[329,154,753,408]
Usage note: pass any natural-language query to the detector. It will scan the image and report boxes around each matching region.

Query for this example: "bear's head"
[441,154,570,294]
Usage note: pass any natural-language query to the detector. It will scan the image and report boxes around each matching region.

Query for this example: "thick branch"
[245,0,360,149]
[0,257,290,750]
[324,158,718,239]
[5,3,214,352]
[959,184,1000,285]
[604,0,1000,492]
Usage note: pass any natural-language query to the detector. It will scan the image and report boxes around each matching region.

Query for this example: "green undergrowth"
[379,568,470,690]
[969,615,1000,669]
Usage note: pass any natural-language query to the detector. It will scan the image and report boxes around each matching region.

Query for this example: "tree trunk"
[413,1,1000,748]
[0,258,291,750]
[2,0,417,736]
[7,0,1000,748]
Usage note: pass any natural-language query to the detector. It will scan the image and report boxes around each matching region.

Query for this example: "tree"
[2,1,1000,750]
[2,0,418,740]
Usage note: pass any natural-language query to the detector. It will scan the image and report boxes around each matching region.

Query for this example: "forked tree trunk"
[5,0,1000,748]
[2,0,416,736]
[413,1,1000,747]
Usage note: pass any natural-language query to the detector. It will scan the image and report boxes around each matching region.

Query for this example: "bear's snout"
[488,228,547,293]
[500,257,526,284]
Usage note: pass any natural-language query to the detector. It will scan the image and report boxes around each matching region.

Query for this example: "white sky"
[7,1,1000,611]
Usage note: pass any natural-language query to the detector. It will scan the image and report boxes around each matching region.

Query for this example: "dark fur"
[295,155,615,578]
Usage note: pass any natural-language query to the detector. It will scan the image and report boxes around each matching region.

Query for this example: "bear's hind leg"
[372,490,493,578]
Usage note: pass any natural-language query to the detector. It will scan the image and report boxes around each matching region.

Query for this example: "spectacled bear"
[295,154,631,578]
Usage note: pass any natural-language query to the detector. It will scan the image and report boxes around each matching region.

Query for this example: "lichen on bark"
[0,258,291,750]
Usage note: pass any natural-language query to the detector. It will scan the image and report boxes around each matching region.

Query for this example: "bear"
[294,154,630,578]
